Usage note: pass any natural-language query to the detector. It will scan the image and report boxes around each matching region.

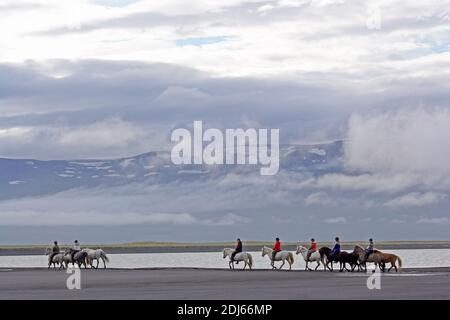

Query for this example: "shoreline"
[1,240,450,256]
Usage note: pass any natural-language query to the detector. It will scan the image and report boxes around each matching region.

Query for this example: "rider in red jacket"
[306,238,317,261]
[272,238,281,260]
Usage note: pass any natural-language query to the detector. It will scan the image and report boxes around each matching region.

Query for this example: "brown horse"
[353,245,402,272]
[379,252,402,272]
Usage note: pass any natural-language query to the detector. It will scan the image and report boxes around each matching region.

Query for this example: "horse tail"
[101,251,110,263]
[247,254,253,269]
[319,250,327,265]
[288,252,294,265]
[397,256,402,272]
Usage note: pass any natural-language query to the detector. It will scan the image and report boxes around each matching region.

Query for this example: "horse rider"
[306,238,317,261]
[272,237,281,261]
[364,238,374,260]
[329,236,341,261]
[231,238,243,263]
[70,240,81,261]
[50,241,60,261]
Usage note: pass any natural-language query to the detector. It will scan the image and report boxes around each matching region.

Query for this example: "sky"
[1,0,450,243]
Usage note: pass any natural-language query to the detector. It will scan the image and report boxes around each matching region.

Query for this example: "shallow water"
[1,249,449,269]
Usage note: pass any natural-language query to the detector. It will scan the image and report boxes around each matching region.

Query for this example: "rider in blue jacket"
[329,237,341,261]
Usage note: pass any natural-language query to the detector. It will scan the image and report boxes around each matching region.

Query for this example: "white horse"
[62,249,88,269]
[296,245,321,271]
[222,248,253,270]
[45,247,65,269]
[261,246,294,270]
[82,248,110,269]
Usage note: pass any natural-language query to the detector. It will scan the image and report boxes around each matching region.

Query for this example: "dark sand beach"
[1,267,449,300]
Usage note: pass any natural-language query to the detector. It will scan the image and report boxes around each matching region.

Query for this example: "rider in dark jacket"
[50,241,60,261]
[231,238,243,262]
[329,237,341,261]
[364,238,374,260]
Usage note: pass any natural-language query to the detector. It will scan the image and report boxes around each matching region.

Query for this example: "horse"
[222,248,253,270]
[334,251,359,272]
[319,247,333,271]
[319,247,358,272]
[353,245,384,272]
[379,252,402,272]
[82,248,110,269]
[261,246,294,270]
[296,245,321,271]
[63,249,88,269]
[45,247,65,269]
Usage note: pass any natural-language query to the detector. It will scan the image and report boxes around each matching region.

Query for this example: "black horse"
[319,247,359,272]
[319,247,333,271]
[334,252,359,272]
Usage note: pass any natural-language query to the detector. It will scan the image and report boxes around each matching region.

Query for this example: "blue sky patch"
[175,36,231,47]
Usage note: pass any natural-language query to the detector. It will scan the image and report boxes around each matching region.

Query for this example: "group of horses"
[45,247,110,269]
[223,245,402,272]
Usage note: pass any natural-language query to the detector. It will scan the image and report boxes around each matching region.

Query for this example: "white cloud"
[384,192,447,208]
[1,0,450,78]
[417,217,450,225]
[0,209,248,226]
[0,117,165,159]
[304,192,338,206]
[345,108,450,175]
[324,216,347,224]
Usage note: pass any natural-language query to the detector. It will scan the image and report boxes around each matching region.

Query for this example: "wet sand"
[1,267,449,300]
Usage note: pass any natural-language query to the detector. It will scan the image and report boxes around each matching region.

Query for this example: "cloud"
[345,108,450,175]
[0,117,159,159]
[304,192,338,206]
[0,208,249,226]
[0,211,197,226]
[417,217,450,225]
[384,192,447,208]
[2,0,450,78]
[324,217,347,224]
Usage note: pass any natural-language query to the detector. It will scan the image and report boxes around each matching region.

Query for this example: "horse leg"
[315,261,320,270]
[279,260,286,270]
[243,261,247,270]
[388,263,394,272]
[345,263,351,272]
